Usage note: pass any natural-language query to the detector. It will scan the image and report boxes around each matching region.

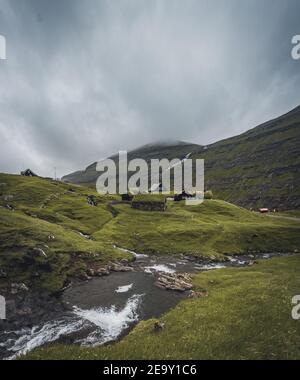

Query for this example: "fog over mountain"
[0,0,299,178]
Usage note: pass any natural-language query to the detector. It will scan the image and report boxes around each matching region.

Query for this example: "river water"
[0,250,286,359]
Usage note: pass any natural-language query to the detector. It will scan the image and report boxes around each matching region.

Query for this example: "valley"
[0,172,299,359]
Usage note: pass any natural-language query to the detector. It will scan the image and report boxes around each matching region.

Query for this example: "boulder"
[78,272,92,281]
[11,283,29,294]
[78,231,91,239]
[110,263,134,272]
[16,307,32,316]
[87,268,95,277]
[155,273,193,291]
[153,321,165,331]
[30,247,47,258]
[120,258,129,265]
[95,267,110,276]
[0,269,7,278]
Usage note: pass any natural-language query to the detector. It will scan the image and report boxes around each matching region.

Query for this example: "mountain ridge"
[62,105,300,209]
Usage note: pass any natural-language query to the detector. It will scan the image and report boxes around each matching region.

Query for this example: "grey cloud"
[0,0,299,177]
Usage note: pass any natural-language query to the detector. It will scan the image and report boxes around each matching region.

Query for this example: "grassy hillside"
[195,105,300,210]
[62,105,300,210]
[0,174,128,293]
[24,254,300,360]
[1,173,299,293]
[94,200,300,259]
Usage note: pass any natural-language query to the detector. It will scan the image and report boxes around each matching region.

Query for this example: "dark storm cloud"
[0,0,299,177]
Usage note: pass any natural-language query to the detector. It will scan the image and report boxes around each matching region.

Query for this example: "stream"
[0,250,288,359]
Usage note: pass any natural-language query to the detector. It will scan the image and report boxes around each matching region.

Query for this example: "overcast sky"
[0,0,299,178]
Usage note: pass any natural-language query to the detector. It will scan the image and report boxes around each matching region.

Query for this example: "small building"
[259,208,269,213]
[174,191,194,201]
[20,169,38,177]
[131,194,167,211]
[121,193,134,201]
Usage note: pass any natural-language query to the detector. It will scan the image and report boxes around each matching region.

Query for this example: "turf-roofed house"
[131,194,167,211]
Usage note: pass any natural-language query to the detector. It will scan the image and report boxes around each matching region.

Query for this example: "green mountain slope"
[62,106,300,209]
[195,105,300,209]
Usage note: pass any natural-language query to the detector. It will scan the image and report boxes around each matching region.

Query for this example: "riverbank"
[23,253,300,360]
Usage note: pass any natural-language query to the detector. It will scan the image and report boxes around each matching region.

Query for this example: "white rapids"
[3,318,84,359]
[113,245,148,259]
[144,264,176,274]
[194,263,226,270]
[3,294,143,359]
[73,294,143,346]
[115,283,133,293]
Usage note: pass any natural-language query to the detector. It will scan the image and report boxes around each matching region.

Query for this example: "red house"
[259,208,269,213]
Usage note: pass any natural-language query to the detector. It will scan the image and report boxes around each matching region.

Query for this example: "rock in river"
[110,263,134,272]
[155,273,193,291]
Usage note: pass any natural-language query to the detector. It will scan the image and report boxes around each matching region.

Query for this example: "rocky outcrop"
[80,261,134,280]
[30,247,48,258]
[78,272,92,281]
[11,283,29,294]
[0,269,7,278]
[95,267,110,276]
[110,262,134,272]
[155,273,193,291]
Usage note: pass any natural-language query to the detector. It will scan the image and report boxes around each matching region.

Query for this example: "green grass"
[94,200,300,258]
[276,210,300,218]
[24,254,300,360]
[1,173,299,293]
